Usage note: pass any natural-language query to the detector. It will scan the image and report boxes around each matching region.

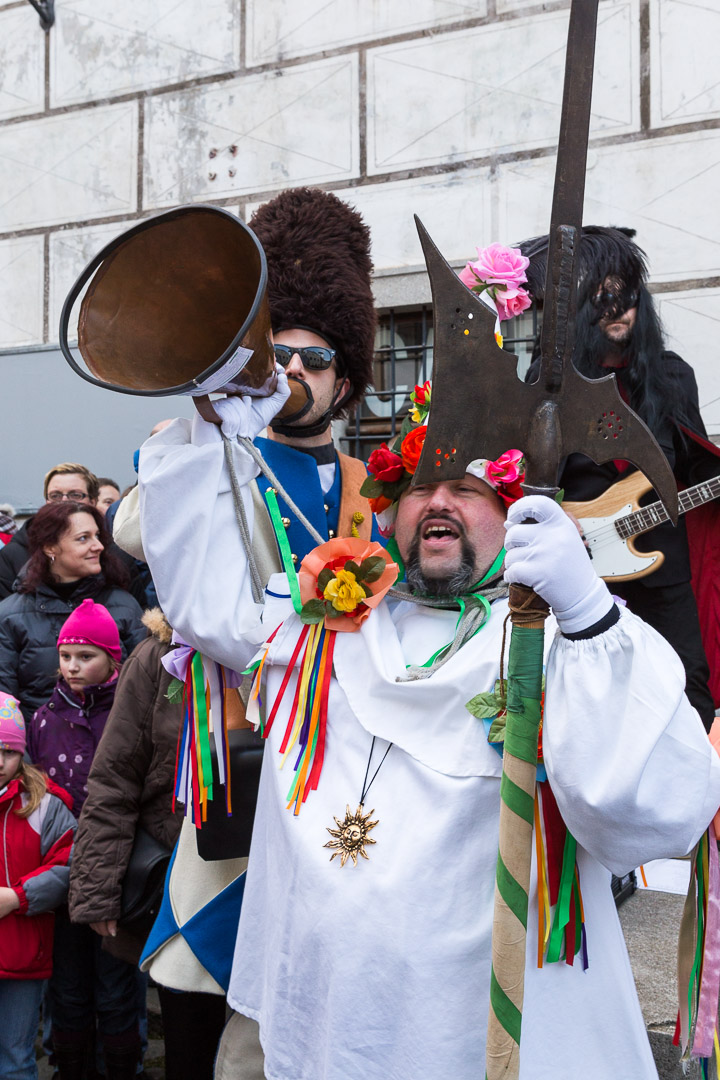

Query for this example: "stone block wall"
[1,0,719,434]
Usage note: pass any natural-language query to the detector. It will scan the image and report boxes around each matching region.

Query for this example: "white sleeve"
[138,415,265,673]
[543,606,720,875]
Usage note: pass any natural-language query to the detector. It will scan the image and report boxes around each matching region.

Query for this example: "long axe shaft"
[410,1,678,1076]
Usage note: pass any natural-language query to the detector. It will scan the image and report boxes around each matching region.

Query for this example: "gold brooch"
[324,804,378,867]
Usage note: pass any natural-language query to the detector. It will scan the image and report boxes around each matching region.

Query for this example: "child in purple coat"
[28,599,141,1080]
[29,599,120,819]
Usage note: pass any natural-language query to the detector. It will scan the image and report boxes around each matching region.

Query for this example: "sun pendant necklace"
[324,736,392,867]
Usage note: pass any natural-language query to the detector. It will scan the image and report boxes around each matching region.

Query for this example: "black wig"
[519,226,688,433]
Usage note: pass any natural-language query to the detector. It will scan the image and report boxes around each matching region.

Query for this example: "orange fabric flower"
[298,538,399,632]
[400,425,427,474]
[368,494,392,515]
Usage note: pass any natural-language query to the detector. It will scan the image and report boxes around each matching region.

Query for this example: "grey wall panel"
[2,348,196,512]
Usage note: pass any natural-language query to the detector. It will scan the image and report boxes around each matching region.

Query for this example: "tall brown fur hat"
[249,187,375,414]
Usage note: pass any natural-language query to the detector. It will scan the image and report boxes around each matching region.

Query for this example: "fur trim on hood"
[142,607,173,645]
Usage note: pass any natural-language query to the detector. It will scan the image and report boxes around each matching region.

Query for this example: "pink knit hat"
[57,599,122,662]
[0,692,26,754]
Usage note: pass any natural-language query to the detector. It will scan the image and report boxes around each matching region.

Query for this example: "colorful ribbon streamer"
[676,823,720,1075]
[167,643,243,827]
[247,620,336,817]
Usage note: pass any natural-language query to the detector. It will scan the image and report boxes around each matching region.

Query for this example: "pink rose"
[462,244,529,290]
[485,449,525,486]
[459,263,485,290]
[494,286,532,322]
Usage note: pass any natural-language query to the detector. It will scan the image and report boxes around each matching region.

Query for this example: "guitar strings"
[572,475,720,558]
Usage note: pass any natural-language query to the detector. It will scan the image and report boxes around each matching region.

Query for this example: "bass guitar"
[562,470,720,582]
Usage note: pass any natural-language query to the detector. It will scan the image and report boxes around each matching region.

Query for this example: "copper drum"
[60,204,308,422]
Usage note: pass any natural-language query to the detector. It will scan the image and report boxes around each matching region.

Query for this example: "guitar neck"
[615,475,720,540]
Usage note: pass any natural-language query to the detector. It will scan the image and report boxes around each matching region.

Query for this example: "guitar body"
[563,471,665,583]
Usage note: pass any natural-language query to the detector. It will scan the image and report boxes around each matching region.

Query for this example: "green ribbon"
[385,537,405,584]
[688,840,705,1022]
[504,627,544,765]
[546,830,578,963]
[499,772,535,826]
[496,852,528,930]
[474,546,506,588]
[264,488,302,614]
[191,651,213,801]
[414,594,492,670]
[489,966,522,1046]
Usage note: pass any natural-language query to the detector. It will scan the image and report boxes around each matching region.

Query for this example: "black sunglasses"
[274,344,336,371]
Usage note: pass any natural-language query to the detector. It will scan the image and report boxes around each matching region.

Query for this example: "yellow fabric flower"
[410,406,423,423]
[323,569,367,613]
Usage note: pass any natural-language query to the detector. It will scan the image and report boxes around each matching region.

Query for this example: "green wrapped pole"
[486,584,549,1080]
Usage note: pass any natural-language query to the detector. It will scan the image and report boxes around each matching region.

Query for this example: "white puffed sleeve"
[138,415,264,672]
[543,606,720,875]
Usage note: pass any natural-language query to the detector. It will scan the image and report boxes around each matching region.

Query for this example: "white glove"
[504,495,614,634]
[211,368,291,440]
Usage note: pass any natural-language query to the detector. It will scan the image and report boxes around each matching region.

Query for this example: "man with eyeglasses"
[520,226,720,733]
[0,463,99,601]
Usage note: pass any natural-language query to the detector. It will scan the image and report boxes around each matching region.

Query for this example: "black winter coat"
[0,516,148,607]
[0,574,147,721]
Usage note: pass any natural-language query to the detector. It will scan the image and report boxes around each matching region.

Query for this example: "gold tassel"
[351,511,364,538]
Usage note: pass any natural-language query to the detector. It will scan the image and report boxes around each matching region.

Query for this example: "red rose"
[367,443,404,483]
[497,478,524,508]
[413,380,431,406]
[400,425,427,474]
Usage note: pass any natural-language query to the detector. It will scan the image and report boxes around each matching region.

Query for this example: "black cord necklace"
[324,737,393,868]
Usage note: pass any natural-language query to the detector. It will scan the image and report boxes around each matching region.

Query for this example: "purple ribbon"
[693,821,720,1057]
[161,633,195,682]
[160,633,244,688]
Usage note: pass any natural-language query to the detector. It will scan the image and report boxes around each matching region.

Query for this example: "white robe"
[139,419,720,1080]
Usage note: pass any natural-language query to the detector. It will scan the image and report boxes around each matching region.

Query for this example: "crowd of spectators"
[0,454,181,1080]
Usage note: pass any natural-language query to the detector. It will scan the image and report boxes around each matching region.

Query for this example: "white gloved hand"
[211,368,291,440]
[504,495,614,634]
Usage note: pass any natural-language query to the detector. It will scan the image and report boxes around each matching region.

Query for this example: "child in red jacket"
[0,691,76,1080]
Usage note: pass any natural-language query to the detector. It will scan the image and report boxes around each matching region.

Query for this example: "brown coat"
[68,609,182,935]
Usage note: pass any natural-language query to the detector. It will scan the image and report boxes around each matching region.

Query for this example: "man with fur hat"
[115,186,380,1080]
[214,185,381,564]
[520,226,720,732]
[115,186,380,570]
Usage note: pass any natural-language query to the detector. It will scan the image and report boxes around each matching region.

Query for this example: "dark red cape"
[681,426,720,707]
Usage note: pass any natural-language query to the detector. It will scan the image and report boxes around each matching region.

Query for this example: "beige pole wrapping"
[486,586,549,1080]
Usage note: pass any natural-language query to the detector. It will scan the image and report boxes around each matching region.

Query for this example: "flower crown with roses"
[360,380,526,539]
[458,242,532,333]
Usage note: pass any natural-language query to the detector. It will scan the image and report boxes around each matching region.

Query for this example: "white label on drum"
[189,346,254,395]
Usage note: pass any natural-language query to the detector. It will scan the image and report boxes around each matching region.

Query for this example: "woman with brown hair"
[0,503,146,722]
[0,691,76,1080]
